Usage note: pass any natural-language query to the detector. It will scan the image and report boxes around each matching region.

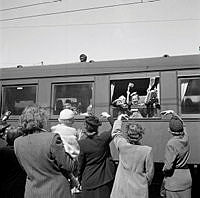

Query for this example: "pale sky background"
[0,0,200,68]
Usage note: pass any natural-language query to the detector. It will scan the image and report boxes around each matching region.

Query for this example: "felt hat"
[59,109,74,120]
[169,116,184,135]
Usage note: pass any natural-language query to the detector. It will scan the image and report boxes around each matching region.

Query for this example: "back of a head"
[85,115,102,134]
[169,115,184,135]
[126,123,145,144]
[59,109,74,121]
[19,105,49,135]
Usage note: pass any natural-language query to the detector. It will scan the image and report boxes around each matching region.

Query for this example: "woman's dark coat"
[0,145,26,198]
[78,117,116,192]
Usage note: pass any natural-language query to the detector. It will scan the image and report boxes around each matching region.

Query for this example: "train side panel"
[0,54,200,164]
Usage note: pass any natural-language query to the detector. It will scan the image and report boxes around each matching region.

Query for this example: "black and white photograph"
[0,0,200,197]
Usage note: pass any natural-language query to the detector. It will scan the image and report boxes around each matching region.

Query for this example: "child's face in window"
[115,96,126,106]
[117,99,125,105]
[131,95,139,105]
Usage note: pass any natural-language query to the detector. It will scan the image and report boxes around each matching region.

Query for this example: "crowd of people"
[0,104,192,198]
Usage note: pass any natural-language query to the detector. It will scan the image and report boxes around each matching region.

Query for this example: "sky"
[0,0,200,68]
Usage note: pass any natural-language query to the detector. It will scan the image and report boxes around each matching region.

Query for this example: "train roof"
[1,54,200,80]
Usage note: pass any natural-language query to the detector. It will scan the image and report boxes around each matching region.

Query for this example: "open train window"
[110,77,160,118]
[52,82,93,116]
[2,85,37,115]
[179,77,200,116]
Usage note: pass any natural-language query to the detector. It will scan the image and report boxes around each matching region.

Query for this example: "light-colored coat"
[14,132,76,198]
[111,120,154,198]
[51,123,80,158]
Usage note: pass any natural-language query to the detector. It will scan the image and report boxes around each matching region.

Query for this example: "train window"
[2,85,37,115]
[52,83,93,115]
[180,78,200,115]
[110,77,160,118]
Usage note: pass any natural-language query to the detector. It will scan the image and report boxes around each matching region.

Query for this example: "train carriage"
[0,54,200,197]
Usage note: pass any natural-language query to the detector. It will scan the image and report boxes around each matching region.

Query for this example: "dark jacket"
[0,145,26,198]
[78,117,116,190]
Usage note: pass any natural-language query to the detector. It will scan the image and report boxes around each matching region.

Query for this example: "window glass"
[2,85,37,115]
[52,83,93,115]
[110,77,160,118]
[180,78,200,114]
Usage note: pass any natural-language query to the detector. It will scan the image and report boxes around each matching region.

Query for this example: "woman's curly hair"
[19,105,49,135]
[125,123,145,144]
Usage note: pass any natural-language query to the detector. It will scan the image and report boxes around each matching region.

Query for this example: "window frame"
[178,75,200,118]
[1,82,38,118]
[51,78,94,119]
[109,72,160,119]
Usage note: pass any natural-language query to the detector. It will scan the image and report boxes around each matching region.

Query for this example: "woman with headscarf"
[78,112,116,198]
[160,110,192,198]
[111,114,154,198]
[14,105,77,198]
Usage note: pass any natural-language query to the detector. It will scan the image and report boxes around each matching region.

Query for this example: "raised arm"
[160,110,187,134]
[111,114,129,149]
[101,112,114,127]
[126,83,134,104]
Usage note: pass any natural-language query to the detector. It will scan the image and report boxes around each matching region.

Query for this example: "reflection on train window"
[52,83,93,115]
[180,78,200,114]
[2,85,37,115]
[110,77,160,118]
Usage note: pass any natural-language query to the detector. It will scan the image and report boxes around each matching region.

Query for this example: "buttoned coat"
[14,131,77,198]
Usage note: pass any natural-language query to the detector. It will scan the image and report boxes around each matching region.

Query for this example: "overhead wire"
[1,17,199,29]
[0,0,62,12]
[0,0,160,22]
[1,18,200,29]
